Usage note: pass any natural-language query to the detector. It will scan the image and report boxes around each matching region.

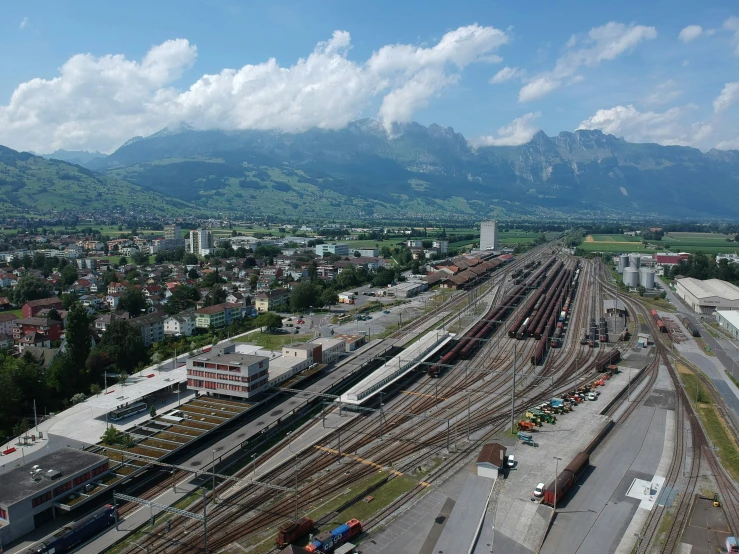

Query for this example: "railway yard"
[11,242,739,554]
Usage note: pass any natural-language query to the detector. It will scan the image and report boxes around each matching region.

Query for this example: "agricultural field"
[581,231,739,255]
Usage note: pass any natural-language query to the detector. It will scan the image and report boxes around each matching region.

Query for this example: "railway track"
[118,252,619,553]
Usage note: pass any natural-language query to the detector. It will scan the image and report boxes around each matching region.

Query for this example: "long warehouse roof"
[677,277,739,301]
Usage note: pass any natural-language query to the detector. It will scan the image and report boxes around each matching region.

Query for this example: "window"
[53,481,73,497]
[0,507,7,519]
[32,491,53,507]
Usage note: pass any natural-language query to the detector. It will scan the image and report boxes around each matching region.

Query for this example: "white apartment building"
[315,244,350,257]
[189,229,213,257]
[480,221,498,251]
[164,312,196,336]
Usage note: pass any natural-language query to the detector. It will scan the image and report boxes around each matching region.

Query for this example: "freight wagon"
[595,349,620,372]
[25,505,118,554]
[276,517,315,548]
[682,317,701,337]
[542,452,589,506]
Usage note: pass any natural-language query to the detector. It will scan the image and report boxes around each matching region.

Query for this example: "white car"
[534,483,545,497]
[587,393,597,401]
[506,455,515,467]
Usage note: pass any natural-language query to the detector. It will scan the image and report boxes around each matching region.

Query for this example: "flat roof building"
[186,343,269,399]
[674,277,739,314]
[309,337,346,364]
[0,447,110,545]
[716,310,739,340]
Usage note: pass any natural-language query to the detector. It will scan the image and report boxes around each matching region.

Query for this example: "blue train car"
[304,518,362,552]
[26,505,117,554]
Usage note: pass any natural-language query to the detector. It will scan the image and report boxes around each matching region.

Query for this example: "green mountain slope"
[0,146,198,216]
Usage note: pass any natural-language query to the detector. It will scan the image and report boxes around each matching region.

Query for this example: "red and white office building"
[186,343,269,399]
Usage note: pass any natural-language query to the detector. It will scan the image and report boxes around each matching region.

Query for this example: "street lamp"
[553,456,562,513]
[251,453,257,479]
[212,450,217,504]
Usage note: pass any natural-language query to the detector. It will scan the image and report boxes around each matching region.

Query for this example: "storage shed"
[476,442,507,478]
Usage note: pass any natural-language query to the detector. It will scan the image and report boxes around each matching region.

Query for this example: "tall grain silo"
[639,267,655,289]
[623,267,639,287]
[619,254,629,269]
[628,254,641,269]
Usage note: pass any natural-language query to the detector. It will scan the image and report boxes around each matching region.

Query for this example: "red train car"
[276,517,314,548]
[542,452,589,506]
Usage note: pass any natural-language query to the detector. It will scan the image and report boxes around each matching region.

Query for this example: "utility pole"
[337,428,342,465]
[467,393,471,440]
[202,487,208,554]
[511,342,517,433]
[33,400,38,436]
[294,455,299,521]
[212,450,216,504]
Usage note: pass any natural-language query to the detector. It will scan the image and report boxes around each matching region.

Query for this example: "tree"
[150,405,157,418]
[61,292,79,309]
[205,283,227,306]
[290,282,318,312]
[100,426,135,448]
[103,269,118,287]
[201,269,226,287]
[47,308,62,321]
[320,289,338,311]
[118,256,128,266]
[119,287,147,316]
[354,251,361,257]
[9,275,53,305]
[98,320,148,373]
[164,285,200,314]
[255,312,283,331]
[184,253,199,265]
[411,260,421,274]
[132,251,149,266]
[66,303,92,369]
[60,264,78,286]
[187,267,199,279]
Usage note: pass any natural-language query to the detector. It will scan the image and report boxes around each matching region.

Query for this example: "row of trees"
[667,253,739,284]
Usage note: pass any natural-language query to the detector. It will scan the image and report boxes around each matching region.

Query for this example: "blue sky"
[1,0,738,153]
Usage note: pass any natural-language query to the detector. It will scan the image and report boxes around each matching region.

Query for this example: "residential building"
[189,229,213,257]
[315,244,349,257]
[12,318,64,347]
[94,313,124,333]
[255,289,289,313]
[164,224,181,241]
[480,220,498,251]
[0,334,12,349]
[675,277,739,314]
[0,448,111,546]
[128,312,165,346]
[0,312,18,336]
[107,282,126,295]
[357,248,379,257]
[164,311,196,336]
[195,304,227,329]
[186,343,269,399]
[22,297,62,319]
[282,343,321,365]
[334,333,366,352]
[432,240,449,254]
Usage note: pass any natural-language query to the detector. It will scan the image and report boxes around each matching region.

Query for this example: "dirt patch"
[585,235,594,242]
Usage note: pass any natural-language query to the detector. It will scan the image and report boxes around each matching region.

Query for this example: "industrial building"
[315,244,349,257]
[186,343,269,399]
[675,278,739,314]
[385,281,428,298]
[309,337,346,364]
[480,220,498,251]
[716,310,739,339]
[0,448,111,545]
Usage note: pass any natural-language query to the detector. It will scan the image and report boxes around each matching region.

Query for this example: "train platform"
[338,331,451,405]
[493,354,646,554]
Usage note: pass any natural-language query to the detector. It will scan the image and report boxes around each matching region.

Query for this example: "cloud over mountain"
[0,25,508,153]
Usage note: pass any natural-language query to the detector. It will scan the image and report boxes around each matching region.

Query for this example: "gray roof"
[0,447,108,506]
[193,352,269,366]
[604,299,626,311]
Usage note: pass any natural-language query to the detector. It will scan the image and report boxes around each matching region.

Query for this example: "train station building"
[0,447,110,545]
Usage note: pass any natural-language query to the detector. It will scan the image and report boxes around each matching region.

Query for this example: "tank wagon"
[681,316,701,337]
[651,309,668,333]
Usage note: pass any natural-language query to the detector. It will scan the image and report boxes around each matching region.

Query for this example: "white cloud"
[490,66,526,84]
[713,82,739,113]
[678,25,703,43]
[578,104,703,146]
[725,17,739,55]
[475,112,541,146]
[0,25,510,153]
[518,21,657,102]
[643,79,683,106]
[19,17,28,30]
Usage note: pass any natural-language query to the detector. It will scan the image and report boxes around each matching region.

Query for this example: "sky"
[1,0,738,154]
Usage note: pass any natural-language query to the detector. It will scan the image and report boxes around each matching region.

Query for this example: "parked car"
[383,310,390,314]
[534,483,545,497]
[587,393,597,401]
[506,455,515,467]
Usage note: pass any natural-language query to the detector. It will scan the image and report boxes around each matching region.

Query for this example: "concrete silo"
[623,267,639,287]
[639,267,656,289]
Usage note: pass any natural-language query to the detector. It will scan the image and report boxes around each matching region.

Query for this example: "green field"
[581,232,739,255]
[589,234,642,242]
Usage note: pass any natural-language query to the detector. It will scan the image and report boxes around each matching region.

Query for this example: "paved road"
[542,367,675,554]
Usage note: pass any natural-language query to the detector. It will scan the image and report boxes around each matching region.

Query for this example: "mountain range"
[5,120,739,219]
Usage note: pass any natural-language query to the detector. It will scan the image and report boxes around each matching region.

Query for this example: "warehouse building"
[674,278,739,314]
[186,343,269,399]
[309,337,346,364]
[0,448,110,545]
[716,310,739,339]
